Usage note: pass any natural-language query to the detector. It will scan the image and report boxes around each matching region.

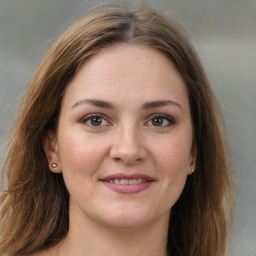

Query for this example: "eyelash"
[81,114,111,128]
[145,114,176,128]
[81,114,175,128]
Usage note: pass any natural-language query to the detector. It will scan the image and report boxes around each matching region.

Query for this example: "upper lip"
[100,173,155,181]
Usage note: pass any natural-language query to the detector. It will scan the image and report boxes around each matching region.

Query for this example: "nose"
[109,124,147,165]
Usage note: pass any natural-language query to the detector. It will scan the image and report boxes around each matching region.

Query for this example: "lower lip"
[101,181,154,193]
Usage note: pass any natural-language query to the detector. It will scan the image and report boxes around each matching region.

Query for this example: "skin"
[43,44,196,256]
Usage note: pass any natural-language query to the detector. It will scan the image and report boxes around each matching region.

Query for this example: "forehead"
[62,44,189,110]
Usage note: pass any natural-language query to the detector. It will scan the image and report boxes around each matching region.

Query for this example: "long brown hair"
[0,5,234,256]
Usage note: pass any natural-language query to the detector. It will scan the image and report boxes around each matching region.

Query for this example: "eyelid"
[145,114,176,127]
[80,113,175,128]
[81,113,112,127]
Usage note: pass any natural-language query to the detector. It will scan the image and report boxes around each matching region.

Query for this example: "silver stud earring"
[192,168,195,173]
[51,163,57,168]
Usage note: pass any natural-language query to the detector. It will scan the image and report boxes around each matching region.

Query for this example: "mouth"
[100,173,155,194]
[107,178,147,185]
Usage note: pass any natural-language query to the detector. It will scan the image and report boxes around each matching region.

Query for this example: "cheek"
[57,129,109,178]
[57,132,107,201]
[154,135,192,171]
[154,136,191,206]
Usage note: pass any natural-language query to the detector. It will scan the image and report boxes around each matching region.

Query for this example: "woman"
[0,5,234,256]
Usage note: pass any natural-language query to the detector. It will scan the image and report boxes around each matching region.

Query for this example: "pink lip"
[101,173,155,181]
[100,173,155,194]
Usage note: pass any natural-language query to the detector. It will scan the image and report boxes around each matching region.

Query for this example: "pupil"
[152,117,163,126]
[91,117,102,126]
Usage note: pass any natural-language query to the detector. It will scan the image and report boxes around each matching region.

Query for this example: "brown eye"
[82,114,110,127]
[90,116,103,126]
[152,117,164,126]
[146,114,175,128]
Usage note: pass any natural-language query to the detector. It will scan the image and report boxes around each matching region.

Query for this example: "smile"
[100,173,155,193]
[108,179,147,185]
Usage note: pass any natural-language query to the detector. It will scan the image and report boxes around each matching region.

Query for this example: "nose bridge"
[110,121,146,164]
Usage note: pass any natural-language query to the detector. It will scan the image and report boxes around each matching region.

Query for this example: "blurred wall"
[0,0,255,255]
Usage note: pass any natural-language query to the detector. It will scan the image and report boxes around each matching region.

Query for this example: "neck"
[57,208,170,256]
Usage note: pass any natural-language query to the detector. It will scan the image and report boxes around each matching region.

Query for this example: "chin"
[102,216,151,229]
[95,204,156,229]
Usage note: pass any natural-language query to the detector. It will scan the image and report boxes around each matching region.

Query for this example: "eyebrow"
[72,99,115,109]
[142,100,182,110]
[71,99,182,111]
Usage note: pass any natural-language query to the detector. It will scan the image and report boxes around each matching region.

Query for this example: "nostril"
[112,156,142,165]
[110,146,147,165]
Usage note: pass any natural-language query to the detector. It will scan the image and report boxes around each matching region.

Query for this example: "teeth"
[120,179,128,185]
[108,179,147,185]
[114,179,120,184]
[129,179,138,185]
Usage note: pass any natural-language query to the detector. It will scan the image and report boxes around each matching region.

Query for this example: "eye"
[146,114,175,127]
[82,114,110,127]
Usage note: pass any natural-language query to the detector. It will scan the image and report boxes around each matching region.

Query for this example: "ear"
[187,144,197,175]
[43,130,62,173]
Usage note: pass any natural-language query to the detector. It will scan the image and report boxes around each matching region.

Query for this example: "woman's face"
[44,45,196,229]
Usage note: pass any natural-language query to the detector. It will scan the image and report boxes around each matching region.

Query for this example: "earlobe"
[43,130,62,173]
[188,145,197,175]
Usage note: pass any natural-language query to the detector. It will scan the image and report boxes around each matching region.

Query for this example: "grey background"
[0,0,255,255]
